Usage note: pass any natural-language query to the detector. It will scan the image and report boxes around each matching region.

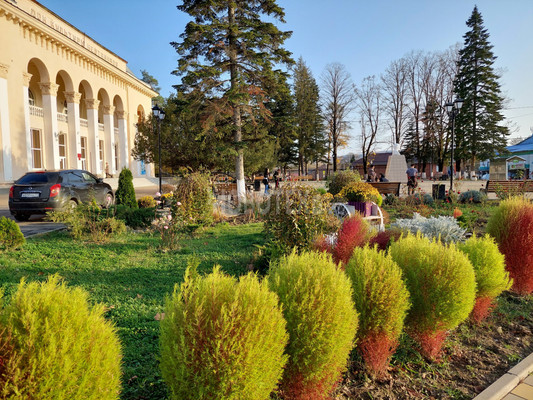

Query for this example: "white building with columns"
[0,0,157,183]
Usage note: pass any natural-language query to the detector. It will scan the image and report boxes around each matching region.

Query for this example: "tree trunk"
[228,5,245,202]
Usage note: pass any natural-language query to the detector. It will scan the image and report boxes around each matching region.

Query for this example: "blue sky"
[38,0,533,152]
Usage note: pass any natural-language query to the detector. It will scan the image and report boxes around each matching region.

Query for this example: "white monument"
[385,143,408,183]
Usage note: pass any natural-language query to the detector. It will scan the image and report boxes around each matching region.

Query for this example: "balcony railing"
[29,105,44,117]
[98,123,104,131]
[57,112,68,123]
[80,118,88,127]
[114,127,119,135]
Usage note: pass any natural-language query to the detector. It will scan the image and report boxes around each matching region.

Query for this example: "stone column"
[0,63,13,181]
[116,110,129,170]
[39,81,60,170]
[22,72,33,171]
[103,105,115,176]
[64,91,82,169]
[85,99,100,174]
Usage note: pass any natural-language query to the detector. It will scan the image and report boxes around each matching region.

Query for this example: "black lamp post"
[445,98,464,193]
[151,104,165,196]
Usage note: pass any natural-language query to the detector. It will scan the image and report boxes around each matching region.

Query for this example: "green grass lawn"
[0,222,265,400]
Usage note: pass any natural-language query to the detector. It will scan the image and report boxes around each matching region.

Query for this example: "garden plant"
[458,235,512,322]
[345,246,410,376]
[0,216,25,252]
[0,275,122,399]
[160,262,287,400]
[487,196,533,294]
[115,167,138,208]
[389,234,476,360]
[268,251,358,399]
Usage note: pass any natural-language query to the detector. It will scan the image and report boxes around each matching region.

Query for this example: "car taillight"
[9,186,14,198]
[50,184,61,197]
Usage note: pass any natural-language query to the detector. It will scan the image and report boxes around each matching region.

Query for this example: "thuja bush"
[345,246,410,376]
[487,197,533,294]
[115,167,138,208]
[0,275,122,399]
[389,234,476,360]
[264,183,336,255]
[172,172,213,226]
[268,251,358,399]
[0,216,25,251]
[326,169,361,196]
[331,214,373,265]
[458,235,512,323]
[160,263,288,400]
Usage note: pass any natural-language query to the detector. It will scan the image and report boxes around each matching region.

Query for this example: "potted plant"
[338,182,382,217]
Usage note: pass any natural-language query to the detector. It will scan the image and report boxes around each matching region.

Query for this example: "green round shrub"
[389,234,476,360]
[268,251,358,399]
[160,264,288,400]
[458,235,512,322]
[345,246,410,375]
[263,183,335,255]
[115,167,138,208]
[326,170,361,196]
[0,275,122,399]
[137,195,157,208]
[459,190,487,203]
[173,172,213,225]
[0,216,25,251]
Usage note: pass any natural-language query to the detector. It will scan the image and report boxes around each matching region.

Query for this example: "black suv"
[9,169,114,221]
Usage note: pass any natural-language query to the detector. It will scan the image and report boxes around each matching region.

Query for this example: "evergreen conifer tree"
[293,58,325,175]
[454,6,509,172]
[115,167,138,209]
[172,0,293,202]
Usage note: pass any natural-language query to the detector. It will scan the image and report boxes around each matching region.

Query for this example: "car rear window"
[16,172,58,184]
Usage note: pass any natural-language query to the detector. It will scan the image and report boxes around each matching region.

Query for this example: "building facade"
[0,0,157,183]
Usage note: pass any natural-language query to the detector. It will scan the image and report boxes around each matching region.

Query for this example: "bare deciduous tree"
[321,63,354,173]
[355,76,383,176]
[381,57,409,148]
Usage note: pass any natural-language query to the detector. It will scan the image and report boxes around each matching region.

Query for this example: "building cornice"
[0,1,158,99]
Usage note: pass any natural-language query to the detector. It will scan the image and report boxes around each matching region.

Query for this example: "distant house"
[490,135,533,180]
[352,153,391,178]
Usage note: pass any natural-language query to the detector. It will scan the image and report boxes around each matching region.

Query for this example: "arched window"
[28,89,35,106]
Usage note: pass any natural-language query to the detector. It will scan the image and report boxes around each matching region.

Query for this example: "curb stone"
[473,353,533,400]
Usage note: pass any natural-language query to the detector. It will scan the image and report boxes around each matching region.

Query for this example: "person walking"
[263,168,270,195]
[273,169,280,189]
[406,164,418,195]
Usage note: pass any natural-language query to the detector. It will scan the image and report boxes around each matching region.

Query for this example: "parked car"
[9,169,114,221]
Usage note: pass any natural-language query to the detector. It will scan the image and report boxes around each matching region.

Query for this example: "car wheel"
[68,199,78,210]
[14,213,31,222]
[103,192,114,208]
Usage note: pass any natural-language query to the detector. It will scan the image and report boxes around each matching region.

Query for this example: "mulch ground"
[335,292,533,399]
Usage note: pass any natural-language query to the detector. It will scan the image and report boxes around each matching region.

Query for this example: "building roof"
[507,135,533,153]
[353,152,392,166]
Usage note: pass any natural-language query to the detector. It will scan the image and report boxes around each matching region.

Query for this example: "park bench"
[483,180,533,195]
[368,181,401,196]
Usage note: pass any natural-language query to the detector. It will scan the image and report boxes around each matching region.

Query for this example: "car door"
[65,171,90,203]
[81,171,105,204]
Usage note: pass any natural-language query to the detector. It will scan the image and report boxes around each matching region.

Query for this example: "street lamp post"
[445,98,464,193]
[151,104,166,196]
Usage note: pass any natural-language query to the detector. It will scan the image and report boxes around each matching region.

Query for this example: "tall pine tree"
[454,6,509,172]
[293,57,325,176]
[172,0,293,201]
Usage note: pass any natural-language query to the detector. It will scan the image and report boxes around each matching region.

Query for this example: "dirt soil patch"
[335,292,533,399]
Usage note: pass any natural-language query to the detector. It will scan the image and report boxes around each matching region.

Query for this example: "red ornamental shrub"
[368,229,402,252]
[332,214,373,265]
[487,197,533,294]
